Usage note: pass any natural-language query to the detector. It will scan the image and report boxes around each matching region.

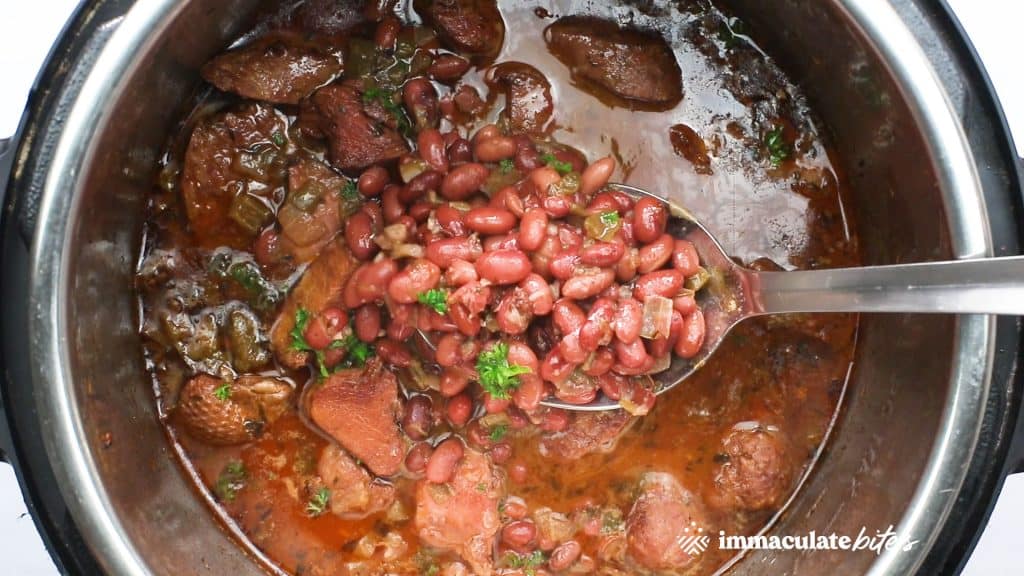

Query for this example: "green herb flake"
[540,153,574,175]
[489,424,508,442]
[499,158,515,174]
[228,261,281,311]
[270,131,286,147]
[476,342,531,399]
[214,461,247,502]
[214,382,232,401]
[476,482,488,493]
[362,87,411,135]
[341,334,374,368]
[505,550,546,575]
[306,487,331,517]
[289,308,313,353]
[763,125,791,167]
[417,288,449,315]
[341,180,360,202]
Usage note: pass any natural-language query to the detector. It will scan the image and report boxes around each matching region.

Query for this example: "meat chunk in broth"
[180,103,287,248]
[305,359,405,476]
[317,443,396,518]
[626,472,708,571]
[538,410,635,460]
[415,445,504,575]
[270,239,357,369]
[306,81,409,172]
[708,424,793,511]
[177,374,292,445]
[546,16,683,105]
[486,62,554,134]
[201,31,343,104]
[277,157,354,264]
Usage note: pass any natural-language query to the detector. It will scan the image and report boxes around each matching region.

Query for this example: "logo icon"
[681,521,711,557]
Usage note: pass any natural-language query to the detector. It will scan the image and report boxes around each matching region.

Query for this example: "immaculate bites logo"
[680,521,711,557]
[681,525,918,557]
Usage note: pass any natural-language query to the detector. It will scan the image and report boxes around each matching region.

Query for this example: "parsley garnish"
[270,131,286,147]
[289,308,313,352]
[214,382,231,401]
[499,158,515,174]
[505,551,546,575]
[600,211,620,227]
[306,487,331,517]
[763,125,791,167]
[540,153,573,175]
[476,342,531,399]
[214,461,247,502]
[417,288,449,314]
[341,180,360,202]
[291,308,374,375]
[339,334,374,368]
[489,424,508,442]
[362,87,411,134]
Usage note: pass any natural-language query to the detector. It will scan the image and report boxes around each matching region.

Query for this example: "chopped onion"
[640,296,673,340]
[390,243,426,259]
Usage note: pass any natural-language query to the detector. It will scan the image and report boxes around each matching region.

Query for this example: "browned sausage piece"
[417,0,505,55]
[415,447,504,575]
[538,410,635,460]
[546,16,683,105]
[626,472,708,571]
[317,443,396,518]
[486,62,554,133]
[307,81,409,172]
[306,359,405,477]
[709,425,792,511]
[177,374,293,445]
[201,31,343,105]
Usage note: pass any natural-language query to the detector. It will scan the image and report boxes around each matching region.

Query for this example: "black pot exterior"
[0,1,1020,574]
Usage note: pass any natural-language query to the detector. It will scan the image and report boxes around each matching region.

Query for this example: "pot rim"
[19,1,997,575]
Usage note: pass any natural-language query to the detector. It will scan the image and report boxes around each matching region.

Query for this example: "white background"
[1,1,1021,574]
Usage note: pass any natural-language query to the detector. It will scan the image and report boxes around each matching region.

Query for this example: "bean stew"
[137,1,860,574]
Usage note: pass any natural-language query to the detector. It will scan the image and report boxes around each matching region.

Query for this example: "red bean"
[496,290,533,334]
[441,163,489,200]
[633,269,685,301]
[345,211,378,261]
[515,137,543,171]
[502,520,537,553]
[476,249,532,284]
[539,409,569,432]
[418,129,449,174]
[616,247,639,282]
[676,309,706,359]
[519,273,554,315]
[400,170,442,203]
[386,308,417,341]
[483,233,520,252]
[357,165,389,197]
[513,374,544,412]
[448,137,473,164]
[446,258,479,286]
[614,337,649,369]
[465,207,517,235]
[426,438,464,483]
[402,395,434,440]
[475,135,518,162]
[403,77,439,130]
[562,269,616,300]
[376,338,412,367]
[579,298,616,352]
[674,293,697,315]
[374,16,399,49]
[673,239,701,277]
[447,393,473,427]
[483,393,511,414]
[637,233,674,273]
[429,53,471,82]
[426,236,482,268]
[558,225,584,252]
[354,304,381,342]
[540,350,576,384]
[558,332,587,363]
[543,195,571,218]
[587,192,623,214]
[613,298,643,343]
[580,241,625,267]
[405,442,432,474]
[492,185,526,217]
[509,462,529,483]
[633,197,668,244]
[506,341,540,373]
[440,366,472,396]
[344,259,398,308]
[552,299,586,334]
[303,316,332,350]
[580,156,615,197]
[435,333,464,367]
[584,348,616,378]
[388,259,442,303]
[548,249,580,282]
[549,540,582,571]
[489,442,512,464]
[530,166,561,193]
[382,184,404,223]
[518,208,548,251]
[435,203,467,236]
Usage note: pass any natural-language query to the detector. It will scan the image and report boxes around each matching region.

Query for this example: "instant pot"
[1,0,1022,574]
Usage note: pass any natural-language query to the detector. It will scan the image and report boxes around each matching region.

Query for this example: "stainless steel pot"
[1,0,1022,575]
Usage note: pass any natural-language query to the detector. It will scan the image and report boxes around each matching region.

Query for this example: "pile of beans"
[310,123,707,414]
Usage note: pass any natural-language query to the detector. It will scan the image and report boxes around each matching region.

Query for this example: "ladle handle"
[751,256,1024,315]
